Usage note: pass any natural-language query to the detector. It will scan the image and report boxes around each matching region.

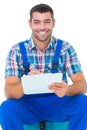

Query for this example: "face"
[29,12,55,43]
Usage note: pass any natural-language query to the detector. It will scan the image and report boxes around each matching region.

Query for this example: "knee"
[0,99,17,118]
[75,94,87,110]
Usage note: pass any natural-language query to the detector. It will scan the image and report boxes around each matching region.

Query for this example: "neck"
[33,37,51,51]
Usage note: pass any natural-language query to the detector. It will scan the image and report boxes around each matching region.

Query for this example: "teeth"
[39,32,46,35]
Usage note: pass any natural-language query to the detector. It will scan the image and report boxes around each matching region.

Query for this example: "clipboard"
[22,73,62,94]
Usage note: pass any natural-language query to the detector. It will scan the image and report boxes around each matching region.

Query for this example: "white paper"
[22,73,62,94]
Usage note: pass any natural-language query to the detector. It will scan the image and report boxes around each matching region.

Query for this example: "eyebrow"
[32,18,52,22]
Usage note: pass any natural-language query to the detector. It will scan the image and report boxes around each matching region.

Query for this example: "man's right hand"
[28,70,41,76]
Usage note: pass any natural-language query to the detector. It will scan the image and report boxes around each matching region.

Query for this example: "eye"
[34,21,39,24]
[45,20,51,24]
[46,21,50,23]
[33,20,40,24]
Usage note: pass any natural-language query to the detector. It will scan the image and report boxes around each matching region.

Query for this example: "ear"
[53,18,55,27]
[28,19,32,28]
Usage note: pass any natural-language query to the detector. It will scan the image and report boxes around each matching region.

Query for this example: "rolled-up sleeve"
[5,45,24,78]
[65,43,82,76]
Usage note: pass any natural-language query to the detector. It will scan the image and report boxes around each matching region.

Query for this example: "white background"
[0,0,87,129]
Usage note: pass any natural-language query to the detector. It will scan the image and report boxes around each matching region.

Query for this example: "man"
[0,3,87,130]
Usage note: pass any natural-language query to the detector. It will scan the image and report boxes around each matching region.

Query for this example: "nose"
[39,23,45,30]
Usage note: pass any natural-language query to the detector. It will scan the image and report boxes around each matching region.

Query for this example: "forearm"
[66,80,87,96]
[4,77,24,99]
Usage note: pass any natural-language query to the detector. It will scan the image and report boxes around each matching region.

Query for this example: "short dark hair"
[30,4,54,20]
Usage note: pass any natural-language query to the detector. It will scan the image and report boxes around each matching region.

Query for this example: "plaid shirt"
[5,36,82,83]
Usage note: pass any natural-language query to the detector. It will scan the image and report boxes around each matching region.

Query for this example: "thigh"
[44,94,87,122]
[43,95,70,121]
[0,95,43,125]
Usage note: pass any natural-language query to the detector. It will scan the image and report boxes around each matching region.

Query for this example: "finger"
[48,85,60,91]
[28,70,41,75]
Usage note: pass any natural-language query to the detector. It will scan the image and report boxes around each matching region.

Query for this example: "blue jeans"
[0,93,87,130]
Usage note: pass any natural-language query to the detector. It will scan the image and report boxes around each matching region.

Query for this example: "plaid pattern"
[5,36,82,83]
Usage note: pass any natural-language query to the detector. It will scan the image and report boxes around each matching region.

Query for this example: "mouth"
[38,31,47,36]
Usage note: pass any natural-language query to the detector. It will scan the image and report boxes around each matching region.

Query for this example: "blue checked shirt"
[5,36,82,83]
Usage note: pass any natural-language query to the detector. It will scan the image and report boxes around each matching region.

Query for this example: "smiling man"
[0,3,87,130]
